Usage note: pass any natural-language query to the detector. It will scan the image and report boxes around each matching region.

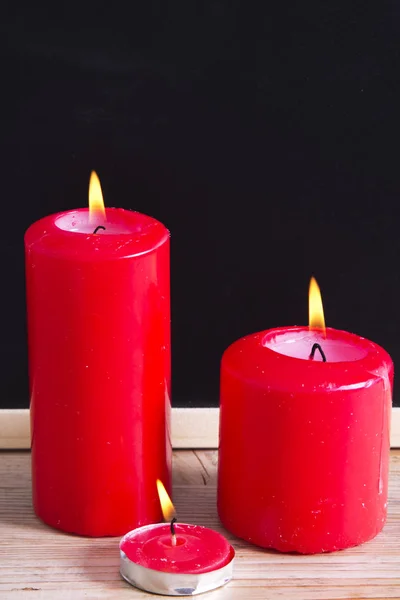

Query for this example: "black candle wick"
[93,225,106,234]
[309,343,327,362]
[170,517,177,537]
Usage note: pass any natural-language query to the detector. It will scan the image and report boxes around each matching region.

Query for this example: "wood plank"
[0,406,399,449]
[172,449,217,487]
[0,450,399,599]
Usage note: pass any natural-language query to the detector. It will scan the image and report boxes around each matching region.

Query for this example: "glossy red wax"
[120,523,234,574]
[25,208,171,536]
[218,326,393,554]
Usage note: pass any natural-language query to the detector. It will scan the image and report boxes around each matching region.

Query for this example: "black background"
[1,2,399,408]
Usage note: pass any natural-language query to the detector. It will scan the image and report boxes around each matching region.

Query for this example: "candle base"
[120,549,234,596]
[218,508,387,554]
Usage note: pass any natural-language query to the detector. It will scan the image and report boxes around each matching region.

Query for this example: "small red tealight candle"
[120,480,235,595]
[218,278,393,554]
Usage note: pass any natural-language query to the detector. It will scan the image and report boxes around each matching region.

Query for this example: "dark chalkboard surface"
[1,2,399,408]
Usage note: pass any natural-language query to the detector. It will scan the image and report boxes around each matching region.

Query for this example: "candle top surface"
[120,523,234,575]
[223,326,393,393]
[263,328,367,362]
[25,208,169,259]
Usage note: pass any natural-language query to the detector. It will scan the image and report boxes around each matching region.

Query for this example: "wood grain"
[0,450,399,599]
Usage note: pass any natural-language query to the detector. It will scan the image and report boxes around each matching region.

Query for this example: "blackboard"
[1,2,399,409]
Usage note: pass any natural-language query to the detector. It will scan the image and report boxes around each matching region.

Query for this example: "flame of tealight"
[88,171,106,223]
[309,277,326,337]
[156,479,176,522]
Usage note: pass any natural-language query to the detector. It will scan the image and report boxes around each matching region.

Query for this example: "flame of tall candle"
[309,277,326,337]
[89,171,106,223]
[156,479,176,522]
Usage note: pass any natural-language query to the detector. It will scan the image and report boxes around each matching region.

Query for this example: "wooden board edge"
[391,406,400,448]
[0,407,220,450]
[0,406,399,449]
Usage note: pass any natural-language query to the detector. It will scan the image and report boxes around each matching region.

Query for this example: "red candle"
[218,279,393,554]
[120,480,235,595]
[25,172,171,536]
[121,524,233,574]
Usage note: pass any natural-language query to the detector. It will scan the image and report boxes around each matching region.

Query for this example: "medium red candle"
[120,480,235,595]
[218,278,393,554]
[25,172,171,536]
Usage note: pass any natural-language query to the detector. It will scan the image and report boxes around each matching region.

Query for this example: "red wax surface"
[218,326,393,554]
[120,523,234,574]
[25,208,171,536]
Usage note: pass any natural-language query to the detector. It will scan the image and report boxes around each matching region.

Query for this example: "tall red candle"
[25,175,171,536]
[218,284,393,554]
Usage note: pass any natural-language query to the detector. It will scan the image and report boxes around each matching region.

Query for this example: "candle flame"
[309,277,326,337]
[156,479,176,522]
[88,171,106,223]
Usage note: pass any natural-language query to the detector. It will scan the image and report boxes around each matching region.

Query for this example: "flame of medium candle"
[88,171,106,223]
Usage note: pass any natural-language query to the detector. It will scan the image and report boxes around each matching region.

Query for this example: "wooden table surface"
[1,450,399,600]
